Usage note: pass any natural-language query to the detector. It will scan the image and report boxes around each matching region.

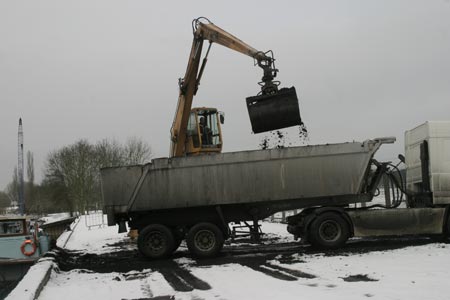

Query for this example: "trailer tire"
[187,223,224,258]
[138,224,175,259]
[308,212,350,249]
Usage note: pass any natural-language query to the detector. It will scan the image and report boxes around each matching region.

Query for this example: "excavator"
[170,17,302,157]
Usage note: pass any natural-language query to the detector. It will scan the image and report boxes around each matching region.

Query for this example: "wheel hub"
[146,231,166,252]
[194,230,216,251]
[319,220,341,242]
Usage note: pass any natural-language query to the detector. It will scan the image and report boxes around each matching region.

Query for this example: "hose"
[363,162,407,209]
[192,17,212,34]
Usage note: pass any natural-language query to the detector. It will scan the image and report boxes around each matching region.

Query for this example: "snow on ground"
[58,215,133,254]
[37,216,450,300]
[39,269,145,300]
[260,221,290,237]
[279,243,450,300]
[39,213,72,224]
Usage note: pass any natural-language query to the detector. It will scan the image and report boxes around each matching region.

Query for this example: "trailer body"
[102,139,392,228]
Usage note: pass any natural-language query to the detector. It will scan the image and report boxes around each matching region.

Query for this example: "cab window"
[187,112,200,148]
[0,220,25,236]
[198,111,221,147]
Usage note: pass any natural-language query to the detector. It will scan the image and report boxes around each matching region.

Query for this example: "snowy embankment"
[5,258,54,300]
[39,213,72,224]
[30,215,450,300]
[56,214,133,254]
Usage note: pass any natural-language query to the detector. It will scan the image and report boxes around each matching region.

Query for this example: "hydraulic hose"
[364,162,407,209]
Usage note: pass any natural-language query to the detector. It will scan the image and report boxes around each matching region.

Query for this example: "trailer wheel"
[308,212,350,249]
[138,224,175,259]
[186,223,224,258]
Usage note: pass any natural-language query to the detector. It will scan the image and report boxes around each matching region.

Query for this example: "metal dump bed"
[101,138,394,225]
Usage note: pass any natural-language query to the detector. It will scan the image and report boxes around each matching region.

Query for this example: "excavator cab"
[185,107,223,155]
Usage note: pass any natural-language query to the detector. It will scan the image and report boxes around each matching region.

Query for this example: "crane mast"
[18,118,25,215]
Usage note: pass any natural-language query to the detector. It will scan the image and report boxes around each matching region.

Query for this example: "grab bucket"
[246,87,302,134]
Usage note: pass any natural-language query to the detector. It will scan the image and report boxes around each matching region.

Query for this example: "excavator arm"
[170,17,300,158]
[194,20,281,95]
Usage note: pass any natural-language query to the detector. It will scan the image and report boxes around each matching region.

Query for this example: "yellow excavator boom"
[170,18,272,157]
[170,17,301,157]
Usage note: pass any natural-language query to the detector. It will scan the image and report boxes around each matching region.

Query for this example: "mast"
[18,118,25,215]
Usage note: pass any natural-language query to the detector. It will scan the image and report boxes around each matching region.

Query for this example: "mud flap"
[246,87,302,134]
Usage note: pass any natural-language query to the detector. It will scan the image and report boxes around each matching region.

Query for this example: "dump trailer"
[101,138,394,258]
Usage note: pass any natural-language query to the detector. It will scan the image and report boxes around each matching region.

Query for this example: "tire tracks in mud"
[193,237,448,282]
[195,249,316,282]
[54,248,211,293]
[53,236,448,298]
[156,261,211,292]
[245,264,298,281]
[263,262,316,279]
[122,296,175,300]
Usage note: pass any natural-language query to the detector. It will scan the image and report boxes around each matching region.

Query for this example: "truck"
[101,18,450,259]
[102,122,450,258]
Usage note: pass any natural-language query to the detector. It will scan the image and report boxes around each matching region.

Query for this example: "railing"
[84,210,105,230]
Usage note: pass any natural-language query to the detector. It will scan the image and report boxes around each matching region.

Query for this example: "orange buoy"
[20,239,37,256]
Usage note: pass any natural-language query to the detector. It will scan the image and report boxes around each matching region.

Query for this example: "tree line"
[0,137,152,216]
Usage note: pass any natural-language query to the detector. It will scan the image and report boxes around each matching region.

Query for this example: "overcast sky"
[1,0,450,189]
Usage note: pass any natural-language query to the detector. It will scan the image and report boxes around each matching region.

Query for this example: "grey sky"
[1,0,450,189]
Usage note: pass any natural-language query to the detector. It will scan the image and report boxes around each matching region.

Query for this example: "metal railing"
[84,210,105,230]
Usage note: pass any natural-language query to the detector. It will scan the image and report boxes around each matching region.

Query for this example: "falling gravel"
[259,123,308,150]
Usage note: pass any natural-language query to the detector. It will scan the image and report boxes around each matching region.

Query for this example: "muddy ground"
[52,236,448,295]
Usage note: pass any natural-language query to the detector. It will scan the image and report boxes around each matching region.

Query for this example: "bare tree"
[27,151,34,184]
[0,191,11,213]
[43,137,153,215]
[95,138,124,168]
[25,151,35,213]
[5,167,19,206]
[45,140,98,214]
[123,136,152,165]
[39,175,72,214]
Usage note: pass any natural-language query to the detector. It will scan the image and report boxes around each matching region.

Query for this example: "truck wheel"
[186,223,224,258]
[308,212,350,249]
[138,224,175,259]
